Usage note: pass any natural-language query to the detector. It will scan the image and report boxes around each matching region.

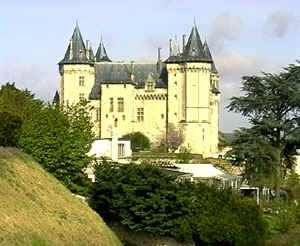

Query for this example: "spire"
[59,22,92,65]
[203,40,218,74]
[95,39,111,62]
[53,90,60,104]
[165,23,211,63]
[183,24,205,59]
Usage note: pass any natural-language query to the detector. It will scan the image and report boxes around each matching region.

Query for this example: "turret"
[58,22,94,68]
[95,38,111,62]
[165,23,220,156]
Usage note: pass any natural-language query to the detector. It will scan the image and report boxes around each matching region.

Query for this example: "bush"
[88,163,267,245]
[0,111,22,147]
[123,132,150,151]
[176,147,192,163]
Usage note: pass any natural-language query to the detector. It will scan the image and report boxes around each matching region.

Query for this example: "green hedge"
[122,132,150,151]
[88,163,267,245]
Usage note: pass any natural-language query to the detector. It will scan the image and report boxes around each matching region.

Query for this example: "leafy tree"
[226,128,279,187]
[227,62,300,197]
[218,131,229,151]
[0,82,42,120]
[88,163,267,245]
[0,111,22,147]
[122,132,150,151]
[18,100,94,194]
[0,83,42,147]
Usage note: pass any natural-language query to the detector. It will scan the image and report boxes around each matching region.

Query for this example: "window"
[118,98,124,112]
[122,115,126,121]
[79,76,85,86]
[161,114,164,119]
[106,84,109,88]
[79,93,84,101]
[96,108,100,121]
[118,143,125,157]
[147,81,154,91]
[109,98,114,112]
[137,108,144,122]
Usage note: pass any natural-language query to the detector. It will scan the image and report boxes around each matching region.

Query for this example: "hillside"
[0,147,122,246]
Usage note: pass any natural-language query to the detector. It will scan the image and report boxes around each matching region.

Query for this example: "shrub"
[176,147,192,163]
[0,111,22,147]
[88,163,267,245]
[123,132,150,151]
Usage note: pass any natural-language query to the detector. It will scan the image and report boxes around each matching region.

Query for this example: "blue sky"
[0,0,299,132]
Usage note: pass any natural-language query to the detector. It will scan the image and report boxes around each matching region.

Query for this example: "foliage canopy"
[227,63,300,192]
[0,83,94,194]
[123,132,150,151]
[88,163,267,246]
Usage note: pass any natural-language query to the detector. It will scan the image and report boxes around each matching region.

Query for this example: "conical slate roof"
[59,23,93,65]
[183,25,205,58]
[166,24,211,63]
[203,40,218,74]
[53,90,60,104]
[95,40,111,62]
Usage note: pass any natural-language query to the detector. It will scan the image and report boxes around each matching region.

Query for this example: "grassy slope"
[0,147,122,246]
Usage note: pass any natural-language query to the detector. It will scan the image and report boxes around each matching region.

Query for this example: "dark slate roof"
[89,83,101,100]
[203,40,218,74]
[53,90,60,104]
[59,23,94,65]
[95,41,111,62]
[89,62,168,99]
[165,24,211,63]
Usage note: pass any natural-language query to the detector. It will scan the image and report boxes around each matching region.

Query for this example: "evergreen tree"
[227,62,300,197]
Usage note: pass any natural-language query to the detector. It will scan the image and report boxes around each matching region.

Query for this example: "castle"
[57,22,220,156]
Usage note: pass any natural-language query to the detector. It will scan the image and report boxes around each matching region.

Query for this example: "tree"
[0,112,22,147]
[0,83,42,147]
[88,163,267,245]
[218,131,229,151]
[227,62,300,197]
[122,132,150,151]
[18,100,94,194]
[226,128,279,187]
[162,123,184,152]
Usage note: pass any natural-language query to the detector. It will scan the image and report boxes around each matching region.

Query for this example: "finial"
[100,35,103,43]
[76,19,79,28]
[194,17,197,27]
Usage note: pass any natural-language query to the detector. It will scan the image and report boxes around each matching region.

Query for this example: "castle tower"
[165,23,220,156]
[58,22,95,106]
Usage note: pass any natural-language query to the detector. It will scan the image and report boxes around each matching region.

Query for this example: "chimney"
[86,40,89,59]
[158,47,161,61]
[157,47,162,73]
[182,34,186,53]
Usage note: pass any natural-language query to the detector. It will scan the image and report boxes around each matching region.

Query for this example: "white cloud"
[208,13,243,51]
[263,10,299,38]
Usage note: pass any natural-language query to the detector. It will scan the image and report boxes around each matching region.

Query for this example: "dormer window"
[147,81,154,91]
